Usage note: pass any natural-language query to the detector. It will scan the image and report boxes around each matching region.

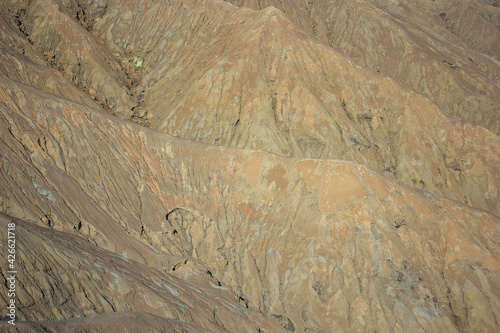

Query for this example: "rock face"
[0,0,499,332]
[6,0,499,217]
[0,214,282,332]
[227,0,500,134]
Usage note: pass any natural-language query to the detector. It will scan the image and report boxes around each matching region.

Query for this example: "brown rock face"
[0,0,499,332]
[227,0,500,134]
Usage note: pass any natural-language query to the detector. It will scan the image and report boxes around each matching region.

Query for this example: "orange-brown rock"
[3,0,499,216]
[227,0,500,134]
[1,69,499,331]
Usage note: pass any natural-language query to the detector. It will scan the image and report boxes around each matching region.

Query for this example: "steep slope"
[3,0,135,116]
[1,61,499,331]
[0,214,284,332]
[1,0,500,332]
[3,0,499,217]
[227,0,500,134]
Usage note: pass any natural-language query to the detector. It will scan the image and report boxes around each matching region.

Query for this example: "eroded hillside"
[0,0,499,332]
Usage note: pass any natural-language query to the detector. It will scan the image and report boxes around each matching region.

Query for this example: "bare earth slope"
[1,59,499,331]
[0,214,283,332]
[227,0,500,134]
[0,0,499,332]
[5,0,499,217]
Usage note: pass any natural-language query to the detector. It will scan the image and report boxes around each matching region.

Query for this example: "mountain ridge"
[0,0,499,331]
